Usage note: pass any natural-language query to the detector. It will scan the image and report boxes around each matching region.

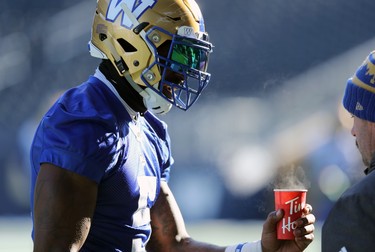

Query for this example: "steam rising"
[273,165,310,189]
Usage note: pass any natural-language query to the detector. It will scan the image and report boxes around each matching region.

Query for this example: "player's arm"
[33,163,98,252]
[147,182,315,252]
[147,181,226,252]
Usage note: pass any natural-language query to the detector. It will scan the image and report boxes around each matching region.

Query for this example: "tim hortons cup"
[274,189,307,240]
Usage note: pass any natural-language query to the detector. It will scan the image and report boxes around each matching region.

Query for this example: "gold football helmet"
[89,0,213,114]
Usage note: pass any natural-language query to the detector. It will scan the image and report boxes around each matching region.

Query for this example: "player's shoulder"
[41,76,126,139]
[53,76,121,119]
[62,77,106,108]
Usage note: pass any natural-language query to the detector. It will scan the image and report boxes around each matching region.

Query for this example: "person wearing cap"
[322,50,375,252]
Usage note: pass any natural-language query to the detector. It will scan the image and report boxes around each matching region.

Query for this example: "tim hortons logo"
[282,196,302,234]
[106,0,157,29]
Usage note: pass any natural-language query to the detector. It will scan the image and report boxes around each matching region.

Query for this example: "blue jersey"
[30,71,173,251]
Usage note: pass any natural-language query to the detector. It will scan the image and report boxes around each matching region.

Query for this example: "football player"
[30,0,315,251]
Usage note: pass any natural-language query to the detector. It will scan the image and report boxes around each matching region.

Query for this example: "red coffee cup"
[274,189,307,240]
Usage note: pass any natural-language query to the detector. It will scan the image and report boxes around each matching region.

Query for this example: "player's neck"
[99,60,147,114]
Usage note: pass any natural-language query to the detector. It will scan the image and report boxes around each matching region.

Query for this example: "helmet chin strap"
[123,72,172,115]
[120,2,171,115]
[142,87,173,115]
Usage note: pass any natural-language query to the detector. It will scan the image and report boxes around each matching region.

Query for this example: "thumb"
[263,209,284,232]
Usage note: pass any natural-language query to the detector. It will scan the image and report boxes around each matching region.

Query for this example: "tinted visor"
[170,37,211,72]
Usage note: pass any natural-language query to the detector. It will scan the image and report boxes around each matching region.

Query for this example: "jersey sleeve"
[37,101,121,183]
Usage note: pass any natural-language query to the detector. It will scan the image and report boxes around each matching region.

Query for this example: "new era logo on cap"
[339,247,348,252]
[355,101,364,111]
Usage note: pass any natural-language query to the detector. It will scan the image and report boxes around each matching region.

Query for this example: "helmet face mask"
[143,26,212,111]
[89,0,213,112]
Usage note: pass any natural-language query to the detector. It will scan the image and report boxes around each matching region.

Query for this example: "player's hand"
[261,204,315,252]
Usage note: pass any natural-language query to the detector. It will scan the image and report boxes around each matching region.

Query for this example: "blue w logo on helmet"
[106,0,157,29]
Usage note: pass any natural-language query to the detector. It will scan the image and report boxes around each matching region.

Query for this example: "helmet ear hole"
[117,39,137,53]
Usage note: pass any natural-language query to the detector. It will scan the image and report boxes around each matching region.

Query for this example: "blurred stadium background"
[1,0,375,251]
